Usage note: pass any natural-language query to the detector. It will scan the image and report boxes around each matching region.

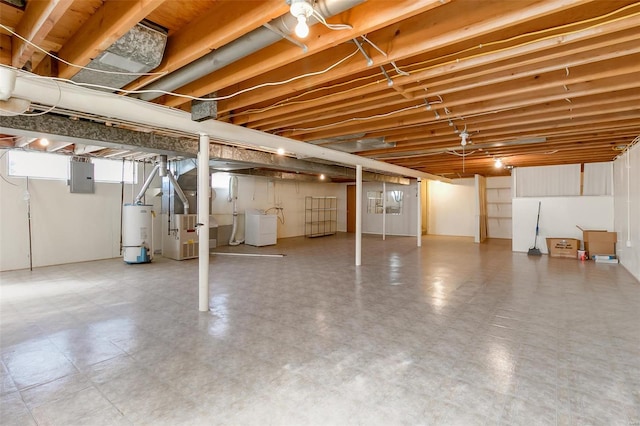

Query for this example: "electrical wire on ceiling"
[364,104,522,136]
[226,38,411,119]
[230,73,441,120]
[309,6,353,32]
[225,2,640,120]
[229,71,386,118]
[359,34,410,77]
[0,23,169,77]
[3,2,637,141]
[20,48,361,104]
[0,70,62,117]
[447,150,477,157]
[287,103,426,132]
[386,2,640,79]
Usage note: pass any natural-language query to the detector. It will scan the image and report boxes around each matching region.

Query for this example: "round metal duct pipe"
[135,0,364,101]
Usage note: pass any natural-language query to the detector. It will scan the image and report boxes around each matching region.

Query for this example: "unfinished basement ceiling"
[1,0,639,178]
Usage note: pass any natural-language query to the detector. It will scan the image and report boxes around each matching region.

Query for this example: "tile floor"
[1,234,639,425]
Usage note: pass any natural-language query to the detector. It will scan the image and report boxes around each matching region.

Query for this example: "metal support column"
[198,133,210,312]
[382,182,386,241]
[356,165,362,266]
[417,178,422,247]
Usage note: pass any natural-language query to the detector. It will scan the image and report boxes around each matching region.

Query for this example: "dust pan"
[528,201,542,256]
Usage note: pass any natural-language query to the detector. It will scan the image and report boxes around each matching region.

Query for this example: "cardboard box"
[546,238,579,258]
[576,226,617,256]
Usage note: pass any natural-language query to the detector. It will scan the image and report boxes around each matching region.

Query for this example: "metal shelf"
[305,196,337,237]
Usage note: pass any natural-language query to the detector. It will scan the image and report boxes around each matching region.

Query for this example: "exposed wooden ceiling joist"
[56,0,166,79]
[1,0,638,178]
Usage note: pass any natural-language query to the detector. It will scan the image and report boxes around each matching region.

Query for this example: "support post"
[198,133,210,312]
[417,178,422,247]
[356,165,362,266]
[382,182,386,241]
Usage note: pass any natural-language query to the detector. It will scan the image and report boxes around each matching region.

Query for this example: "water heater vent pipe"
[135,156,189,212]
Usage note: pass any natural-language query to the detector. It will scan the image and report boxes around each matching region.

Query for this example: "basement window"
[92,158,137,184]
[7,151,137,184]
[7,150,68,180]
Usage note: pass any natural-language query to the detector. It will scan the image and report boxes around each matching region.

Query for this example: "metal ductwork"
[136,0,364,101]
[72,21,168,91]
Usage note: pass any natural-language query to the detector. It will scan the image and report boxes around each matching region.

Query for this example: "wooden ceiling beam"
[0,2,23,37]
[286,67,640,141]
[244,36,640,133]
[232,18,640,125]
[212,0,612,114]
[376,96,640,148]
[166,0,590,110]
[371,115,640,157]
[0,34,10,65]
[379,88,640,142]
[56,0,166,79]
[124,0,290,92]
[11,0,74,69]
[161,0,449,109]
[378,120,640,164]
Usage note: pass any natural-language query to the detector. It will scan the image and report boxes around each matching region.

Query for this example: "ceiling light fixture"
[460,131,469,146]
[459,130,469,173]
[277,147,285,155]
[319,174,326,180]
[40,138,50,147]
[424,100,432,111]
[494,158,503,168]
[290,0,314,38]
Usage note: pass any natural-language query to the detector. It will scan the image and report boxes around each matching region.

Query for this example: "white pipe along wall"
[7,68,448,182]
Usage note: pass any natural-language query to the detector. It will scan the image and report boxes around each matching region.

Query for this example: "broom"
[528,201,542,256]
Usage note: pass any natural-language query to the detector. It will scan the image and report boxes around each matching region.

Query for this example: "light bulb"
[319,174,325,180]
[494,158,503,168]
[40,138,49,147]
[295,15,309,38]
[277,148,285,155]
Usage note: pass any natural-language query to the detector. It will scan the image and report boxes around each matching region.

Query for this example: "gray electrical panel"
[69,161,94,193]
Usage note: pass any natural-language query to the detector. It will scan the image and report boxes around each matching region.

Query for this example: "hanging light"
[494,158,503,168]
[459,131,469,146]
[290,0,314,38]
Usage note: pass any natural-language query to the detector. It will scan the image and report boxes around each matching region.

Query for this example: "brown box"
[576,226,617,256]
[546,238,580,258]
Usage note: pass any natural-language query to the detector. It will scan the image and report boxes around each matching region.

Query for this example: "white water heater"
[123,204,153,264]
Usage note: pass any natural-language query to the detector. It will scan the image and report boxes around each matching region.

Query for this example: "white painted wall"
[427,178,475,237]
[360,181,418,236]
[512,196,614,253]
[0,160,162,271]
[210,173,345,240]
[613,143,640,282]
[0,163,346,271]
